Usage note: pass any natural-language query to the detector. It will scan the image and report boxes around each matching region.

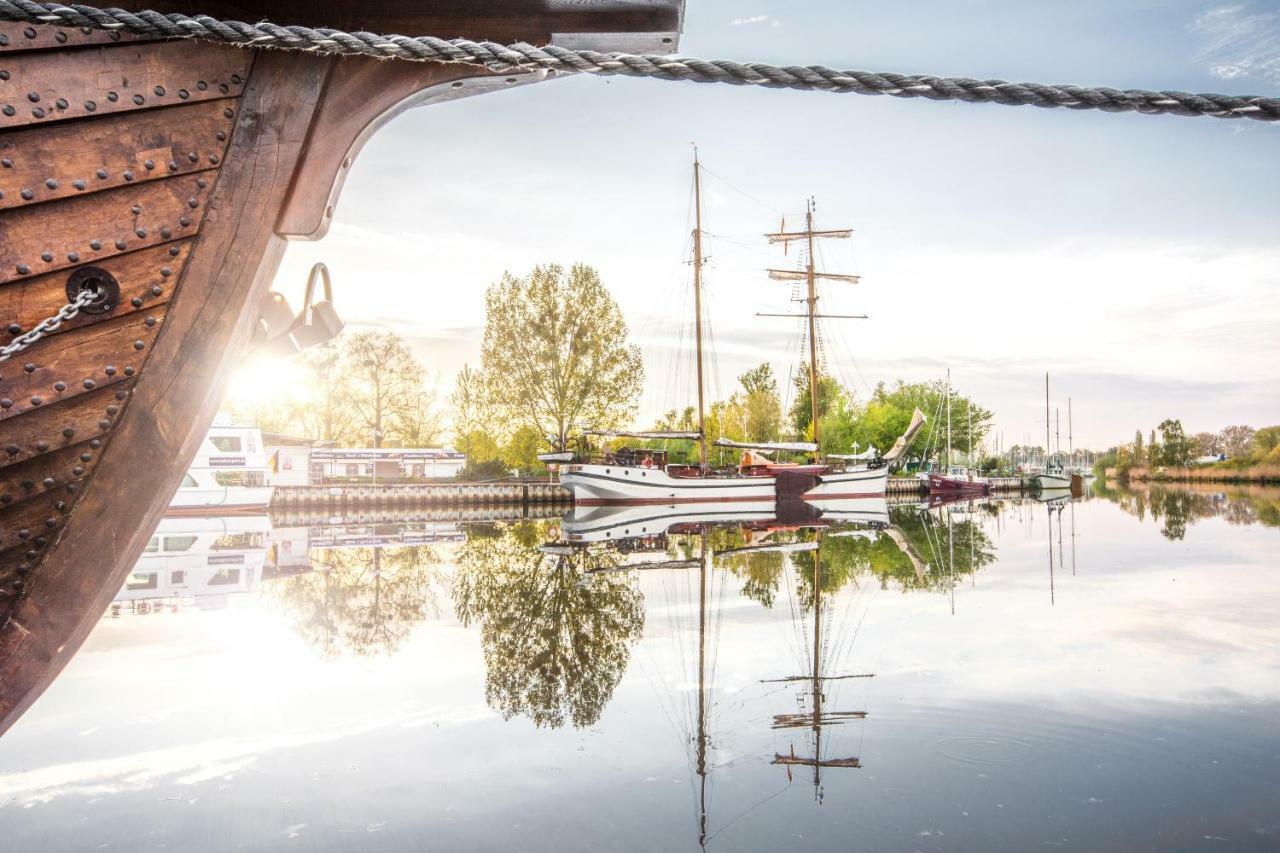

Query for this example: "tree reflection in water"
[1098,481,1280,540]
[274,544,442,658]
[715,508,998,610]
[452,520,645,729]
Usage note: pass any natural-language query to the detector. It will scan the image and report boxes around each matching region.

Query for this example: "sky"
[234,0,1280,451]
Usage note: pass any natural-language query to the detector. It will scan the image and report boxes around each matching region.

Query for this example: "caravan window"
[208,569,242,586]
[144,537,159,553]
[210,436,242,452]
[126,572,158,591]
[181,474,198,487]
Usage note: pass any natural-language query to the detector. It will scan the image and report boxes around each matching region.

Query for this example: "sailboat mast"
[692,151,709,468]
[1044,373,1051,470]
[1068,397,1074,466]
[945,369,951,472]
[696,530,709,845]
[812,532,823,790]
[805,199,821,451]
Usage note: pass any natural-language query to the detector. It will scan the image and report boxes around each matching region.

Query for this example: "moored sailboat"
[923,369,990,496]
[554,153,923,507]
[1036,373,1072,490]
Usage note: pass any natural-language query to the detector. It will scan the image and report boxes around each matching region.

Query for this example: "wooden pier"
[886,476,1031,496]
[272,481,572,513]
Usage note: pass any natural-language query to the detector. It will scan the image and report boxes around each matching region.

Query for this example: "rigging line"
[5,3,1279,122]
[697,164,784,216]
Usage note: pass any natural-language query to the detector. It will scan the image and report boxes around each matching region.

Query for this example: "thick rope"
[1,1,1277,122]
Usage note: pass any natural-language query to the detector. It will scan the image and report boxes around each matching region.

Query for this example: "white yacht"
[169,421,274,514]
[116,515,271,609]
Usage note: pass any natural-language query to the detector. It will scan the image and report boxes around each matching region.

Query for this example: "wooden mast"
[805,199,821,451]
[695,529,709,847]
[763,202,857,455]
[692,149,708,469]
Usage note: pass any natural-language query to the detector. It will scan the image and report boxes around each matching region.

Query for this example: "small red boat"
[924,469,992,496]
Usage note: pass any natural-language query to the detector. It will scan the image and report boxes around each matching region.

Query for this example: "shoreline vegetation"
[1095,421,1280,485]
[1106,465,1280,485]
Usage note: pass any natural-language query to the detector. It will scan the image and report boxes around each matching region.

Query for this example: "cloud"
[1191,4,1280,84]
[731,15,779,27]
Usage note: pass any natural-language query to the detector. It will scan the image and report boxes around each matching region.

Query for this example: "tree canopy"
[481,263,644,447]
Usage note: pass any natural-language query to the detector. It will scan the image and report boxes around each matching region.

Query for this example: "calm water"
[1,484,1277,851]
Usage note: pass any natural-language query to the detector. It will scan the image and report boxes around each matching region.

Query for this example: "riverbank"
[1106,464,1280,485]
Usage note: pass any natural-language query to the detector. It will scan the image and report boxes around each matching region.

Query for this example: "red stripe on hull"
[801,491,884,500]
[575,494,777,507]
[574,491,885,506]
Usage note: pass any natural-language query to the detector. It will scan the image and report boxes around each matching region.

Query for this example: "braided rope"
[1,0,1277,122]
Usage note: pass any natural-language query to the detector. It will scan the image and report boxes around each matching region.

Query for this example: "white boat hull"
[557,463,888,506]
[1035,473,1073,490]
[167,486,274,514]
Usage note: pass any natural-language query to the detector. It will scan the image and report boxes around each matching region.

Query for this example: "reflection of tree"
[273,544,440,658]
[868,507,997,592]
[453,523,644,729]
[1097,482,1280,539]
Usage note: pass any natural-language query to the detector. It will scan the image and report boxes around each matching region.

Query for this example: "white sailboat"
[1036,374,1072,490]
[555,154,923,507]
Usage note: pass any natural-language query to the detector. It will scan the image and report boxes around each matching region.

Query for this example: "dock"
[271,481,572,513]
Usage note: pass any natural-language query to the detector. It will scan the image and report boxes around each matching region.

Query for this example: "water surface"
[1,484,1277,851]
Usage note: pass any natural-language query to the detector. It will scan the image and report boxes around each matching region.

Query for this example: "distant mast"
[1045,373,1051,470]
[692,149,708,468]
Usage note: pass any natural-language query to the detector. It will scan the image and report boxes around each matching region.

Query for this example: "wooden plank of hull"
[0,241,186,342]
[0,442,99,507]
[0,174,212,284]
[0,21,155,53]
[0,40,249,131]
[0,383,129,469]
[0,311,160,422]
[0,489,77,571]
[0,102,235,210]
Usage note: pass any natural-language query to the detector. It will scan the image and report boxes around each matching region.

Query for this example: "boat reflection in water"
[16,485,1275,850]
[539,494,1001,839]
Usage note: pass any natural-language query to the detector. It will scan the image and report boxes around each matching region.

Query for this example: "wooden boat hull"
[0,2,684,735]
[926,472,991,495]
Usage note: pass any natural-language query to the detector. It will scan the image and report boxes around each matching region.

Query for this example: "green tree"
[346,331,426,448]
[451,364,489,447]
[738,363,783,442]
[1254,425,1280,456]
[392,382,445,447]
[452,523,644,728]
[503,424,547,473]
[1219,424,1257,458]
[789,369,842,440]
[481,263,643,447]
[1155,419,1192,467]
[1191,431,1221,458]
